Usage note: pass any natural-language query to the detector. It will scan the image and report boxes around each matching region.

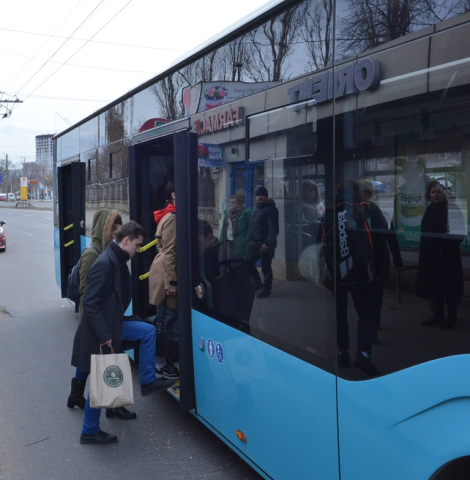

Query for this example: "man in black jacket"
[244,187,279,298]
[72,221,175,445]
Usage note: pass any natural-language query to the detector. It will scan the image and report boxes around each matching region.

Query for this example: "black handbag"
[154,298,179,360]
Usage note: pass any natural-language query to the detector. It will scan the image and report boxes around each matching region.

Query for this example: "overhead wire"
[13,0,107,97]
[0,26,184,52]
[0,46,158,75]
[3,0,85,93]
[18,0,136,104]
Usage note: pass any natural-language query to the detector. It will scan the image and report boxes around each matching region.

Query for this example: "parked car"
[0,220,6,252]
[7,193,15,201]
[0,193,6,201]
[16,195,21,200]
[372,181,389,193]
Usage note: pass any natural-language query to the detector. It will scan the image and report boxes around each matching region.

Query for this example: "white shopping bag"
[90,346,134,409]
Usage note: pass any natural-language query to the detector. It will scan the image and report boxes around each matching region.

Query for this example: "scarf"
[154,202,176,225]
[224,207,243,245]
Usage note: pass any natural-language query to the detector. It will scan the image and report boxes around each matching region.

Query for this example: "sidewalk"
[0,199,53,210]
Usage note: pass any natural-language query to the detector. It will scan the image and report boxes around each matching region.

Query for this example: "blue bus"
[53,1,470,478]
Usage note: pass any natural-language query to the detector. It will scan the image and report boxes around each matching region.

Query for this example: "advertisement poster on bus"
[183,81,279,116]
[198,143,223,167]
[394,144,468,251]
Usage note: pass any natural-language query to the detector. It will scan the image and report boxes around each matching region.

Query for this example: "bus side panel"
[338,355,470,479]
[192,310,339,480]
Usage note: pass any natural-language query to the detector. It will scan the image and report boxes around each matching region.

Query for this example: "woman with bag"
[149,182,179,379]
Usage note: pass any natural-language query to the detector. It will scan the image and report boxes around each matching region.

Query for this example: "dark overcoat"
[415,200,464,300]
[71,242,132,373]
[247,199,279,248]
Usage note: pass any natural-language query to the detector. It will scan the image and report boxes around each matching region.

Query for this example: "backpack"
[66,246,100,303]
[321,201,374,290]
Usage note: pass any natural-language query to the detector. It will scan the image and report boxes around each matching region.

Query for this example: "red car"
[0,220,5,252]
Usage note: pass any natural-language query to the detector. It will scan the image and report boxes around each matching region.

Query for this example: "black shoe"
[156,359,179,379]
[257,288,271,299]
[106,407,137,420]
[353,352,380,378]
[80,430,118,445]
[141,378,175,396]
[337,351,350,368]
[67,393,86,409]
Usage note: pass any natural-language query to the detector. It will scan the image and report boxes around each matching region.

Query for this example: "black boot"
[67,378,86,409]
[106,407,137,420]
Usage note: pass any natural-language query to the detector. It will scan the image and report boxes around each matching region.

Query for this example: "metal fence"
[85,178,129,213]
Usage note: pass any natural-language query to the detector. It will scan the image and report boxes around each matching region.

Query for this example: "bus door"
[187,151,339,478]
[57,161,86,304]
[129,126,198,412]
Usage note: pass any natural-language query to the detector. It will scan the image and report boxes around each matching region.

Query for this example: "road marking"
[44,217,53,220]
[24,233,33,236]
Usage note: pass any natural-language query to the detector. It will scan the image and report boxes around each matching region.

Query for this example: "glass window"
[80,118,98,154]
[59,129,79,162]
[332,1,470,380]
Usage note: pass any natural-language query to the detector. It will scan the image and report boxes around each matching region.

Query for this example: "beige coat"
[149,212,177,309]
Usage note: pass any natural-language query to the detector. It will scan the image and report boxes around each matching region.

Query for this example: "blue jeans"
[81,320,156,435]
[122,320,156,386]
[82,393,101,435]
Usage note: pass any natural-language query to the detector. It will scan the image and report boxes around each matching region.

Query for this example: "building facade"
[35,134,53,170]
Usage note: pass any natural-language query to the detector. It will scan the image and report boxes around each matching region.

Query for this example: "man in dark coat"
[72,221,175,445]
[244,187,279,299]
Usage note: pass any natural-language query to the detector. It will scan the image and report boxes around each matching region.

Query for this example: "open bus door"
[129,126,198,413]
[57,161,86,307]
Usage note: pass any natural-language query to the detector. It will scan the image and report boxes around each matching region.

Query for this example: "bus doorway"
[57,161,86,302]
[129,128,198,412]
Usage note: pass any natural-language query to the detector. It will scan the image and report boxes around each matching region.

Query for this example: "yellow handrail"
[64,223,73,231]
[64,240,74,247]
[139,238,158,252]
[139,272,149,281]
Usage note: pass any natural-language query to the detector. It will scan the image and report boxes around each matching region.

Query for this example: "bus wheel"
[431,456,470,480]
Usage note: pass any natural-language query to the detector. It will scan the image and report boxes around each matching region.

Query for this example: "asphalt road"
[0,208,262,480]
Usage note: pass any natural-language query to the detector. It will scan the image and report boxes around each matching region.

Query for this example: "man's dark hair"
[116,220,148,243]
[198,219,213,238]
[164,181,175,202]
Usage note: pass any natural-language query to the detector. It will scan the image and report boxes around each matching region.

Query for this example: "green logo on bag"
[103,365,123,388]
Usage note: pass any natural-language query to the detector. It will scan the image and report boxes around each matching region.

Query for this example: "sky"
[0,0,271,165]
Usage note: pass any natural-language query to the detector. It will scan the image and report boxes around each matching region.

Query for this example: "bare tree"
[245,4,306,82]
[301,0,334,71]
[339,0,469,57]
[150,72,186,122]
[215,35,251,81]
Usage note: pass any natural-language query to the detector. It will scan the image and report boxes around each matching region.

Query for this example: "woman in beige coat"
[149,181,179,379]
